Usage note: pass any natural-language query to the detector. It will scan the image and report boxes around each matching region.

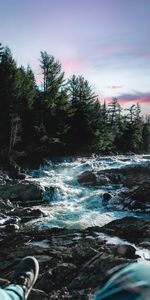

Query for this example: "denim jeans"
[0,284,24,300]
[93,262,150,300]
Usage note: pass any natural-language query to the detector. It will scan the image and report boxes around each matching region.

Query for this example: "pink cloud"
[101,45,117,54]
[118,92,150,105]
[99,96,112,104]
[93,44,120,58]
[107,85,123,90]
[99,92,150,109]
[62,57,84,76]
[141,52,150,58]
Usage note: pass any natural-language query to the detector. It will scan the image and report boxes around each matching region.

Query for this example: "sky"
[0,0,150,114]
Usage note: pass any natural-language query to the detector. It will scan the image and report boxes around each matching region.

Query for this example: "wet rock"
[105,182,150,211]
[17,173,26,180]
[102,193,112,205]
[127,182,150,210]
[101,217,150,243]
[44,186,65,202]
[0,215,149,299]
[0,278,10,288]
[96,174,110,185]
[114,244,138,259]
[0,225,135,290]
[71,245,99,266]
[3,223,20,233]
[0,212,6,218]
[29,288,48,300]
[51,263,77,288]
[0,216,20,225]
[77,171,96,184]
[69,253,129,290]
[10,207,48,223]
[0,181,44,202]
[0,199,14,212]
[78,162,150,187]
[0,170,11,184]
[36,271,56,292]
[97,162,150,187]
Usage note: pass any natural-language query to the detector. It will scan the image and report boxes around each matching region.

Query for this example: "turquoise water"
[27,154,150,229]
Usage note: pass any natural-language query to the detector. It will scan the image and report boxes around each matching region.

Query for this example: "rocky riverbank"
[0,216,150,299]
[0,159,150,299]
[78,161,150,211]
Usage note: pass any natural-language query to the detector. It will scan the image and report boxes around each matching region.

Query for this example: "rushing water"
[27,154,150,230]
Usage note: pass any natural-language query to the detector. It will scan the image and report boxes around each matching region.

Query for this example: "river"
[26,154,150,230]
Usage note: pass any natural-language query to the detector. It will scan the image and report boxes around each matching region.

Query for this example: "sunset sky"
[0,0,150,114]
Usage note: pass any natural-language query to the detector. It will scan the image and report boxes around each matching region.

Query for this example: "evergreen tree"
[0,43,150,161]
[39,51,71,153]
[68,75,98,152]
[0,46,18,152]
[108,98,121,125]
[120,103,143,152]
[15,65,37,150]
[142,117,150,152]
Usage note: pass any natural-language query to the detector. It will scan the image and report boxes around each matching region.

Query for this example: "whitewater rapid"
[27,154,150,230]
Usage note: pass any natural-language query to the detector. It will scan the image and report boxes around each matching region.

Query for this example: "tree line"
[0,43,150,164]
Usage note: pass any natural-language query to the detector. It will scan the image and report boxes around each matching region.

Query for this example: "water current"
[27,154,150,230]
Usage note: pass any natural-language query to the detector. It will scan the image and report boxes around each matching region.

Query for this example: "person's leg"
[0,256,39,300]
[93,262,150,300]
[0,285,24,300]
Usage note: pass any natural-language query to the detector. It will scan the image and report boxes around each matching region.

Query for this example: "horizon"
[0,0,150,114]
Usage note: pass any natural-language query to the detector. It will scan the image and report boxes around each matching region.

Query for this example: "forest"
[0,42,150,165]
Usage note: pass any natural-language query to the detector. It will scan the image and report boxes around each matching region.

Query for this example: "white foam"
[26,154,150,230]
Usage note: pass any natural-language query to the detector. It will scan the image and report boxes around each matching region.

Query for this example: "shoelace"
[14,272,33,289]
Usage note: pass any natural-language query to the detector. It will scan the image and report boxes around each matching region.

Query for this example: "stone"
[96,174,110,185]
[105,182,150,211]
[4,223,20,233]
[77,171,96,184]
[0,181,44,202]
[0,219,148,300]
[0,278,10,288]
[114,244,138,259]
[0,199,14,212]
[10,207,47,223]
[97,162,150,187]
[29,288,48,300]
[101,217,150,243]
[102,193,112,205]
[78,162,150,187]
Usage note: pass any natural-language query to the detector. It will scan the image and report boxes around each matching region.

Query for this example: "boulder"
[78,162,150,187]
[104,182,150,211]
[77,171,96,184]
[96,174,111,185]
[97,162,150,187]
[101,217,150,242]
[10,207,48,223]
[0,181,44,202]
[102,193,112,205]
[114,244,138,259]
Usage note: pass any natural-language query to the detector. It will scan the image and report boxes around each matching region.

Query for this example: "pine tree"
[0,46,18,152]
[142,117,150,152]
[68,75,98,152]
[39,51,71,153]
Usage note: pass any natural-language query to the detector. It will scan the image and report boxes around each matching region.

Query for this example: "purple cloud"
[118,91,150,105]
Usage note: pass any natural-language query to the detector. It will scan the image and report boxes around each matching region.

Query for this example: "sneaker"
[12,256,39,299]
